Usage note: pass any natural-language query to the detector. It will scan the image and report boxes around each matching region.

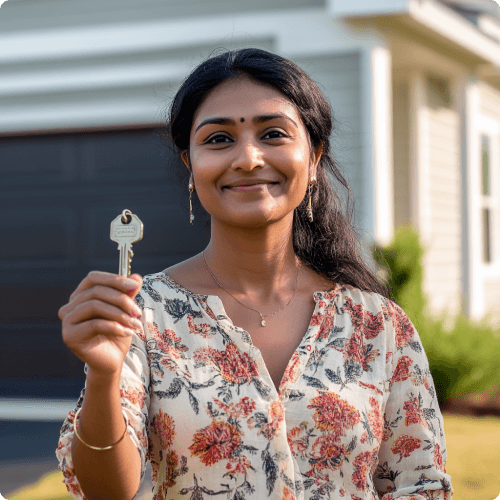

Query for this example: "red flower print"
[359,381,384,396]
[282,486,296,500]
[120,387,146,409]
[403,395,427,428]
[187,314,213,339]
[310,311,323,326]
[152,408,175,449]
[386,351,393,363]
[310,434,347,471]
[315,309,336,340]
[363,310,385,339]
[261,400,285,440]
[152,449,179,488]
[352,450,377,491]
[343,297,364,330]
[136,427,148,450]
[344,330,365,365]
[287,424,309,456]
[433,443,446,472]
[226,454,252,475]
[189,419,241,466]
[343,330,380,371]
[280,352,302,390]
[308,391,361,434]
[391,356,414,385]
[361,397,383,444]
[387,301,415,349]
[214,397,256,420]
[148,321,188,358]
[391,435,422,463]
[196,297,218,321]
[194,343,258,385]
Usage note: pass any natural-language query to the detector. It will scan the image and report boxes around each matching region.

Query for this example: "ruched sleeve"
[55,290,151,499]
[375,300,453,499]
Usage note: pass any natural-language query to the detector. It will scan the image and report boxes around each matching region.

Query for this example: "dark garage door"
[0,127,211,399]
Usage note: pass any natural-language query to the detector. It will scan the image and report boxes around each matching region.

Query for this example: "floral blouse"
[56,272,453,499]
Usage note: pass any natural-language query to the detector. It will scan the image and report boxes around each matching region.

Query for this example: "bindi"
[240,117,245,122]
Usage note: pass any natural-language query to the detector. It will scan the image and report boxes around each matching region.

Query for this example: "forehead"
[192,77,301,126]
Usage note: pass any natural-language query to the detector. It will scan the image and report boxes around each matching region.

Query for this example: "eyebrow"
[194,114,298,133]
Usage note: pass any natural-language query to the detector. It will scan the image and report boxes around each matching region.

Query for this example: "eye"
[262,130,287,140]
[206,134,232,144]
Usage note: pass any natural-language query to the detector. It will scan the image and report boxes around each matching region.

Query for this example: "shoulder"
[135,271,196,309]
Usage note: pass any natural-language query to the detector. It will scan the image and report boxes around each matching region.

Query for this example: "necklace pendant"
[261,318,266,327]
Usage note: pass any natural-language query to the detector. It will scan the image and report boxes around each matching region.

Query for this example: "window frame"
[478,115,500,274]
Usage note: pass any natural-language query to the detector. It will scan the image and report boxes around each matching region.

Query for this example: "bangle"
[73,407,128,451]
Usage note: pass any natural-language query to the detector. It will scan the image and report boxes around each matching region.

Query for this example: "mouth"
[222,181,279,190]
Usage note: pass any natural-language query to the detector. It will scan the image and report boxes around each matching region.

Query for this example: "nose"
[230,136,265,172]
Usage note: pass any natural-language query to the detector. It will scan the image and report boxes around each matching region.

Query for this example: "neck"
[203,215,299,298]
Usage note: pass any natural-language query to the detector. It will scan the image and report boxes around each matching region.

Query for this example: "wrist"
[86,367,122,389]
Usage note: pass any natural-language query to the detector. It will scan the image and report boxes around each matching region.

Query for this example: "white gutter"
[407,0,500,68]
[329,0,500,69]
[0,398,74,421]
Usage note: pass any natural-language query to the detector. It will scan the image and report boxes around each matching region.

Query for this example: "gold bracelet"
[73,407,128,451]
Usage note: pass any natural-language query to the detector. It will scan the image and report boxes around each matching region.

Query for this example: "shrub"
[373,225,500,405]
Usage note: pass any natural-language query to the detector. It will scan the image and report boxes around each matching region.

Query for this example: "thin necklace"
[202,251,300,327]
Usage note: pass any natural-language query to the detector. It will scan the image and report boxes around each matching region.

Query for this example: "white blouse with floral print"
[56,272,453,500]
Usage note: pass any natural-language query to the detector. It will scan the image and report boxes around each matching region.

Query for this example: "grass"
[4,414,500,500]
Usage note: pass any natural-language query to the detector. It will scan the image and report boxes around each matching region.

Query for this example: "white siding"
[393,80,411,228]
[423,83,463,316]
[0,0,325,32]
[295,54,363,223]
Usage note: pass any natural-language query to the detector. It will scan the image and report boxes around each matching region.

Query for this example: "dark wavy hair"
[165,48,388,297]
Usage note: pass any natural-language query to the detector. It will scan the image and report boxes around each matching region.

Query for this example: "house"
[1,0,500,396]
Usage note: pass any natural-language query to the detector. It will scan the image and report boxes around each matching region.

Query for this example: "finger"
[65,299,144,332]
[69,271,142,303]
[63,285,142,320]
[65,318,136,346]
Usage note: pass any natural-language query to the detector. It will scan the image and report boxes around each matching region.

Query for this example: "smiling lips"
[223,179,279,191]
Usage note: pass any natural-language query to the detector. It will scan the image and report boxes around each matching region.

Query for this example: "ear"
[181,150,191,173]
[310,142,323,179]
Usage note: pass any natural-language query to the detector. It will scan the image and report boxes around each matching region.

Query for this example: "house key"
[110,209,143,277]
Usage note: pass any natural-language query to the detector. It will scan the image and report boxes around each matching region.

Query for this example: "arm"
[70,370,142,500]
[56,272,149,500]
[375,301,453,499]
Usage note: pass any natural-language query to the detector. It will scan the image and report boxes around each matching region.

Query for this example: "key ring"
[121,209,133,224]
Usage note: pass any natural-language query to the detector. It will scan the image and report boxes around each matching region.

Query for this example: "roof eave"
[330,0,500,73]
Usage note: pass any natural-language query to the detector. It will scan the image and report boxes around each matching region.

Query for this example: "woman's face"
[183,77,322,228]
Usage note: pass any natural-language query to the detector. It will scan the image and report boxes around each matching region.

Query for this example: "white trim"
[409,71,432,242]
[0,398,74,421]
[330,0,500,70]
[327,0,408,17]
[459,78,485,318]
[0,8,384,133]
[407,0,500,68]
[0,8,375,65]
[361,43,394,244]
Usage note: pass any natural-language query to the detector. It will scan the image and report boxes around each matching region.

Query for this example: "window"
[481,135,492,263]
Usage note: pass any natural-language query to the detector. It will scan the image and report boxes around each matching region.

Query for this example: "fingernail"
[132,305,142,317]
[124,279,138,290]
[130,317,143,330]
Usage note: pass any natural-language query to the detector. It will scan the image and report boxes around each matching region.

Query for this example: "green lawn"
[5,413,500,499]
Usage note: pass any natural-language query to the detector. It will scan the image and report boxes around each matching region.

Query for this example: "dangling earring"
[307,175,316,222]
[188,179,195,224]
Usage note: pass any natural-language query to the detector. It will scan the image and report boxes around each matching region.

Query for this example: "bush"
[373,225,500,405]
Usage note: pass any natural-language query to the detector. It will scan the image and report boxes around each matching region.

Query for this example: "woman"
[57,48,453,499]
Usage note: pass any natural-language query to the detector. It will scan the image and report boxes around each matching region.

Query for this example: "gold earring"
[188,181,195,224]
[307,175,316,223]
